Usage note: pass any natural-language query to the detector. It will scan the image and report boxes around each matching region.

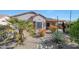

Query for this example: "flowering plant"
[39,29,46,37]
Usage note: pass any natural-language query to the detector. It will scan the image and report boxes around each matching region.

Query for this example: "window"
[36,22,42,29]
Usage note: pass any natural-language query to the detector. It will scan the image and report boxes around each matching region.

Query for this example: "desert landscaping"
[0,11,79,49]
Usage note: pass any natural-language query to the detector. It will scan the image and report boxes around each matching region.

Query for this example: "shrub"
[69,19,79,43]
[26,21,35,36]
[39,29,46,37]
[49,25,58,33]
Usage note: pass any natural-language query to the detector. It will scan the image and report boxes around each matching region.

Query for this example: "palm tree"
[8,17,27,45]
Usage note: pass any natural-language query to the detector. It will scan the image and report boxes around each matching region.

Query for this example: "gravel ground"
[15,30,79,49]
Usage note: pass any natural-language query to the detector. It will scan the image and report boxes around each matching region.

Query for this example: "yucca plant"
[8,17,27,45]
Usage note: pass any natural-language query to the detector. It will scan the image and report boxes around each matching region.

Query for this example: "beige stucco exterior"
[33,15,46,33]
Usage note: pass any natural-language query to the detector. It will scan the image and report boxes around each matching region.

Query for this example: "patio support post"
[57,16,58,33]
[70,10,72,29]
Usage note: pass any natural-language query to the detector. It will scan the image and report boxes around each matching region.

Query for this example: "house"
[13,12,66,34]
[0,15,10,25]
[13,12,46,34]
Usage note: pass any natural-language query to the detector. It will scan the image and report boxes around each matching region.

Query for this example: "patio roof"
[46,18,66,22]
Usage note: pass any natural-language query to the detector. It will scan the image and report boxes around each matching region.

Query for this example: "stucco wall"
[33,15,46,28]
[33,16,46,34]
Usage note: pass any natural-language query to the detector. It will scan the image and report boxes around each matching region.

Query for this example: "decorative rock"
[0,25,19,49]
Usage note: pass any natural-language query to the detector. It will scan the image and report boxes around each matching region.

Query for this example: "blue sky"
[0,10,79,21]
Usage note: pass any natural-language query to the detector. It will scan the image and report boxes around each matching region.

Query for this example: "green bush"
[69,18,79,43]
[26,21,35,36]
[70,21,79,39]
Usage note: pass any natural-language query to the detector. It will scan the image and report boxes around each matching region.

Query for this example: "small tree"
[8,17,27,44]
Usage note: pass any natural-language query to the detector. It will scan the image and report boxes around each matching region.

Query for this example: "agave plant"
[51,31,65,48]
[53,31,64,43]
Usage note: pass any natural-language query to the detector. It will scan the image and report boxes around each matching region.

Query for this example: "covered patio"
[46,19,66,30]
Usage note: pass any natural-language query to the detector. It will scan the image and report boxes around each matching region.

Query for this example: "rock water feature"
[0,25,19,49]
